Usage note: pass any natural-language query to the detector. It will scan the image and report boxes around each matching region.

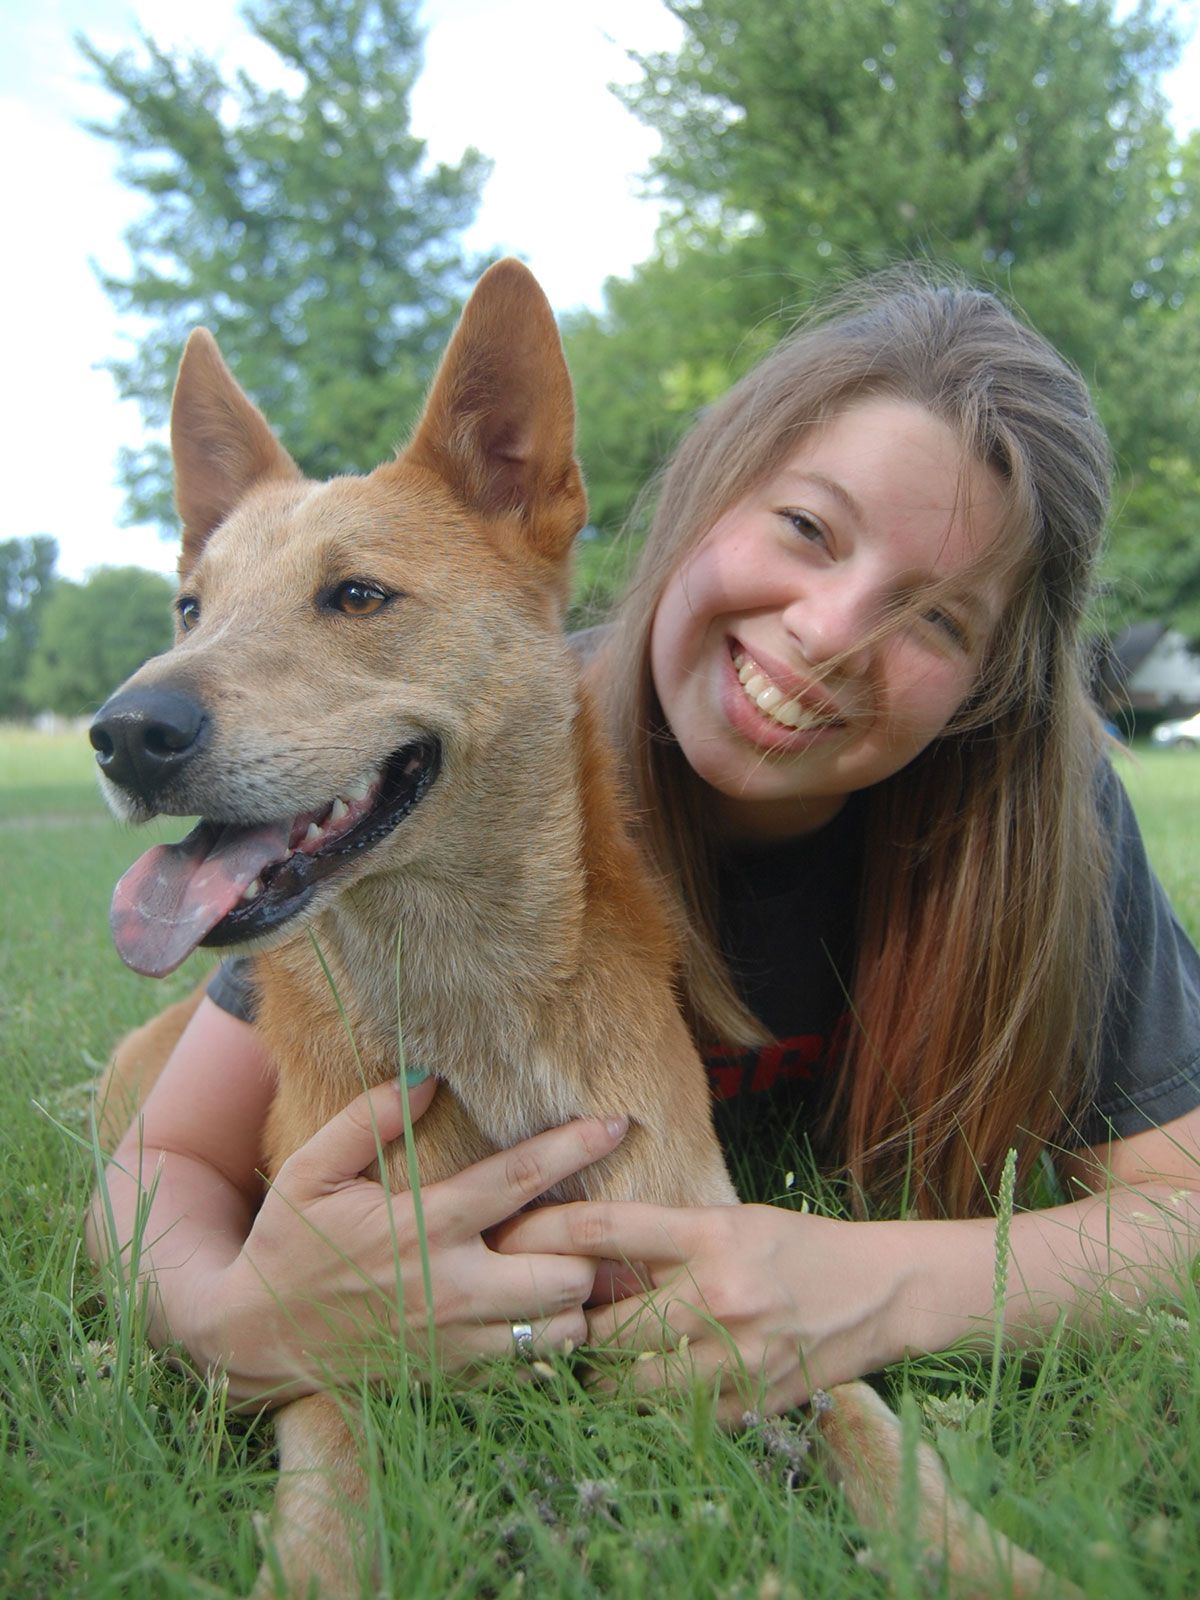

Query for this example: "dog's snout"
[90,687,210,802]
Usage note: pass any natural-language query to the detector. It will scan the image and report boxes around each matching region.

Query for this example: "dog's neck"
[322,758,587,1040]
[255,652,686,1154]
[265,663,613,1091]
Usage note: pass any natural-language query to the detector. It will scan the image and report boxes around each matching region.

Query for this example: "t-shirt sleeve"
[1076,761,1200,1144]
[205,956,259,1024]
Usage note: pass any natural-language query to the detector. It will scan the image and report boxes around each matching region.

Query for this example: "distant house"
[1100,623,1200,718]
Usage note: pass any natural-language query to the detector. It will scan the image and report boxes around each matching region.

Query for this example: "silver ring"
[510,1321,534,1360]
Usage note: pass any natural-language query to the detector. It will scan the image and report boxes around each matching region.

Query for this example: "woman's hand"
[185,1083,629,1407]
[494,1201,915,1423]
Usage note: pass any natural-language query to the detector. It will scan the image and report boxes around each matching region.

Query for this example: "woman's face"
[649,398,1013,842]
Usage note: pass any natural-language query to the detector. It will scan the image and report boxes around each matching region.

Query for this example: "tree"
[80,0,491,529]
[22,568,176,715]
[572,0,1200,627]
[1100,450,1200,643]
[0,537,58,719]
[567,244,781,534]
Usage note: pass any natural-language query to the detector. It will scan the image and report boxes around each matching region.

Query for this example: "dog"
[91,261,1076,1599]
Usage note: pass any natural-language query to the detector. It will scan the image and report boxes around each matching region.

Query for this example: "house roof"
[1096,621,1172,701]
[1108,622,1168,678]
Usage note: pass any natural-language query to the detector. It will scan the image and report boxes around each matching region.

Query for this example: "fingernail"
[399,1068,429,1090]
[605,1115,629,1140]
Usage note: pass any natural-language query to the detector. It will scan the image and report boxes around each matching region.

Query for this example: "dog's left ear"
[403,259,587,564]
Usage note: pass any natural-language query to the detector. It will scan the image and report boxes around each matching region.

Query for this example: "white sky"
[1,0,1196,583]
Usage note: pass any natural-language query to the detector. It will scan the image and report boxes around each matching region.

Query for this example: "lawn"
[2,727,1198,1598]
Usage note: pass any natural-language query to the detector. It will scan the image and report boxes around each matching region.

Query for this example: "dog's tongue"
[110,820,292,977]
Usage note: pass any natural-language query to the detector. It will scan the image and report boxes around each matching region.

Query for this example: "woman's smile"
[724,640,849,743]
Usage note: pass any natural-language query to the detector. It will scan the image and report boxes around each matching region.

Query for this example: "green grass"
[2,727,1199,1597]
[1113,746,1200,940]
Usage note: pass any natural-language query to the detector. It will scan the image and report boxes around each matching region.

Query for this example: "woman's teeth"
[732,651,836,732]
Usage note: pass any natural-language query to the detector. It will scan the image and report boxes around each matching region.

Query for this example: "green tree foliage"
[0,537,58,719]
[80,0,491,529]
[22,568,176,716]
[570,0,1200,630]
[1103,451,1200,641]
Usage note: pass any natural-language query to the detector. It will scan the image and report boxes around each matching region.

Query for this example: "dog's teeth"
[304,822,323,845]
[329,797,349,824]
[242,878,263,901]
[345,776,373,802]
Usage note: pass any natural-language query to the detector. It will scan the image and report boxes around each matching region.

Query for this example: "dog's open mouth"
[110,740,440,978]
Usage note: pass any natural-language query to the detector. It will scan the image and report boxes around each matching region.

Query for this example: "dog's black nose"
[90,687,209,801]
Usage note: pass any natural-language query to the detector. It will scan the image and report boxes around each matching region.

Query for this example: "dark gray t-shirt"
[1087,762,1200,1140]
[207,762,1200,1152]
[700,762,1200,1154]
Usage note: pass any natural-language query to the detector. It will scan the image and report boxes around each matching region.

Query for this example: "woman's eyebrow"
[774,469,864,526]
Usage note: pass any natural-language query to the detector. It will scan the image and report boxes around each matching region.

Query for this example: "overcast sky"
[2,0,1196,582]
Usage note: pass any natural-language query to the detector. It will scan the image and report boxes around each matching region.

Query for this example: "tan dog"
[92,262,1075,1599]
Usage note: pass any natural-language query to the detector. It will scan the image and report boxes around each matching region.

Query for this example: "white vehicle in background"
[1151,710,1200,749]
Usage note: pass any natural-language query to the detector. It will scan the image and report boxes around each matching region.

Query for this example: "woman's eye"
[177,596,200,631]
[781,509,829,549]
[924,607,971,651]
[330,581,390,616]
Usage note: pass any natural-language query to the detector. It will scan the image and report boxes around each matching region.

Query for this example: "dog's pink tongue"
[110,821,292,977]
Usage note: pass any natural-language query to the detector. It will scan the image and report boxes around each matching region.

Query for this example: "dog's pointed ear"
[403,260,586,563]
[171,330,303,570]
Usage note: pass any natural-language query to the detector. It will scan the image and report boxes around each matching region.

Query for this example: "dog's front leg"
[252,1393,368,1600]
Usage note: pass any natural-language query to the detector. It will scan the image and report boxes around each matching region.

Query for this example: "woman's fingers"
[478,1250,601,1322]
[462,1307,589,1365]
[426,1116,629,1235]
[496,1199,701,1265]
[277,1096,628,1246]
[584,1290,706,1351]
[276,1077,438,1195]
[582,1298,769,1419]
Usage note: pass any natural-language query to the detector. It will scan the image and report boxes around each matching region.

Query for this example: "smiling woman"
[649,397,1013,843]
[596,269,1195,1220]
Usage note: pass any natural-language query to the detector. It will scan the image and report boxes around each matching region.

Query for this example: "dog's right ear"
[171,330,302,571]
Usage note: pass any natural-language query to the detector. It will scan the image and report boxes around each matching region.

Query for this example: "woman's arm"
[87,996,628,1406]
[903,1103,1200,1357]
[495,1104,1200,1423]
[86,998,280,1356]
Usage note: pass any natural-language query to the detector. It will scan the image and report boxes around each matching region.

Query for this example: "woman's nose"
[781,581,874,677]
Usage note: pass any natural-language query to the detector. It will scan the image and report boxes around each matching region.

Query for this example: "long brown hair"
[598,270,1113,1218]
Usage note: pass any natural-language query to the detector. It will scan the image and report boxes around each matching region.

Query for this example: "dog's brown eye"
[177,596,201,631]
[331,581,389,616]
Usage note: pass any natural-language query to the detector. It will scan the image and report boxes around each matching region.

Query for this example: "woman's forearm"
[888,1181,1200,1362]
[86,1142,255,1358]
